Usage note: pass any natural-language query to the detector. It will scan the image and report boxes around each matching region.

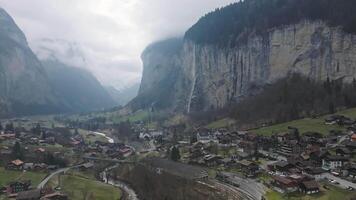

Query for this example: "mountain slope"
[0,7,61,117]
[133,0,356,114]
[42,60,116,112]
[105,83,139,106]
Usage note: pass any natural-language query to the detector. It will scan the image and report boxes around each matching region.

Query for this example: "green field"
[266,184,356,200]
[0,167,47,187]
[46,170,121,200]
[253,108,356,136]
[206,118,236,129]
[58,175,121,200]
[111,110,149,123]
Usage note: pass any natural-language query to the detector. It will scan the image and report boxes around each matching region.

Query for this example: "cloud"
[0,0,236,89]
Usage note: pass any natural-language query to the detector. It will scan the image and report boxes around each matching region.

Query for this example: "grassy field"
[111,110,149,123]
[55,174,121,200]
[252,108,356,136]
[46,169,121,200]
[0,167,47,186]
[206,118,236,129]
[266,184,356,200]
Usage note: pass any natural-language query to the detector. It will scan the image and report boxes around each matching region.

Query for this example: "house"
[23,163,34,171]
[16,189,41,200]
[197,132,217,143]
[139,132,151,140]
[303,167,326,180]
[7,181,31,194]
[269,161,294,173]
[79,162,94,171]
[299,180,320,194]
[40,192,68,200]
[272,176,297,193]
[238,160,259,177]
[322,155,349,170]
[351,134,356,142]
[7,159,24,170]
[335,147,351,157]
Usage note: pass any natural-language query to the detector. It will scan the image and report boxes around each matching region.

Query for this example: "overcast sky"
[0,0,236,89]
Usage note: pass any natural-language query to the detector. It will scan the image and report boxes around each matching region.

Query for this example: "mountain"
[105,83,139,106]
[0,7,62,117]
[132,0,356,114]
[42,59,116,112]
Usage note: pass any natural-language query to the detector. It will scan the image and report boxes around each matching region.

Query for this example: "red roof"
[11,159,24,166]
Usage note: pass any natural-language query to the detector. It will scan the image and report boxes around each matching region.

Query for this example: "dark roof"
[301,180,319,190]
[274,161,290,168]
[324,155,349,161]
[16,189,41,200]
[273,176,294,185]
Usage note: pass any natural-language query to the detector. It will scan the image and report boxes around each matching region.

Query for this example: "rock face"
[135,21,356,113]
[0,8,60,117]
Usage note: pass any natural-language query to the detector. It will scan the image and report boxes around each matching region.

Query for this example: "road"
[321,173,356,189]
[37,167,71,189]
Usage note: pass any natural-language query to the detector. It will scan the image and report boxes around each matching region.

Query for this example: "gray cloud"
[0,0,236,89]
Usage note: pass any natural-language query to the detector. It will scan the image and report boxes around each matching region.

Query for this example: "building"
[272,176,297,193]
[16,189,41,200]
[322,155,349,170]
[7,159,24,170]
[7,181,31,194]
[196,130,218,144]
[238,160,259,177]
[40,192,68,200]
[299,180,320,194]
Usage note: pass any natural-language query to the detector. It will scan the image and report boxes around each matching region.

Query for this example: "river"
[102,165,139,200]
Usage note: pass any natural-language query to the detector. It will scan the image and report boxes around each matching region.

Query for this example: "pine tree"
[170,146,181,161]
[12,141,24,160]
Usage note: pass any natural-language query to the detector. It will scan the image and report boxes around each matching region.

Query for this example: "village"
[0,112,356,200]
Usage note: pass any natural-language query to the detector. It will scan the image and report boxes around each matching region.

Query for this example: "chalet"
[7,180,31,194]
[335,147,351,157]
[272,176,297,193]
[79,162,94,171]
[139,132,151,140]
[23,163,34,171]
[16,189,41,200]
[40,192,68,200]
[299,180,320,194]
[203,154,222,167]
[269,161,294,173]
[347,166,356,179]
[303,167,326,180]
[322,155,349,170]
[119,147,132,157]
[351,134,356,142]
[7,159,24,170]
[238,160,259,177]
[197,132,217,144]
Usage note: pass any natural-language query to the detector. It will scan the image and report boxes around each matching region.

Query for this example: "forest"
[185,0,356,46]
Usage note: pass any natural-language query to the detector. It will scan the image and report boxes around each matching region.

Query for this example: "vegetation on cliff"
[185,0,356,46]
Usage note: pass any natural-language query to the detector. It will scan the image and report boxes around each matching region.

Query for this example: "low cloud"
[0,0,236,89]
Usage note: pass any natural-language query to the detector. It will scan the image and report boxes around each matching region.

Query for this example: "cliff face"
[0,8,60,117]
[136,21,356,113]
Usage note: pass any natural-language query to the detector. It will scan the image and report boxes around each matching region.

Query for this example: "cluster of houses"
[178,114,356,195]
[82,141,134,159]
[0,180,67,200]
[6,159,59,172]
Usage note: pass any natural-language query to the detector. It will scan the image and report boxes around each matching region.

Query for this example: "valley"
[1,0,356,200]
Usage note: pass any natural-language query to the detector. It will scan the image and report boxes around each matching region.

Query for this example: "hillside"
[0,7,62,117]
[42,60,116,112]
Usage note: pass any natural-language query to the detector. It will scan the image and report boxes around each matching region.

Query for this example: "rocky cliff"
[135,21,356,113]
[0,8,61,117]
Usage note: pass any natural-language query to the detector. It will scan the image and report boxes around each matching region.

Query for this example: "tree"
[170,146,181,161]
[12,142,24,160]
[5,123,14,132]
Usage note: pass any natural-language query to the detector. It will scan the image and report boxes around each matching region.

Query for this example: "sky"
[0,0,236,89]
